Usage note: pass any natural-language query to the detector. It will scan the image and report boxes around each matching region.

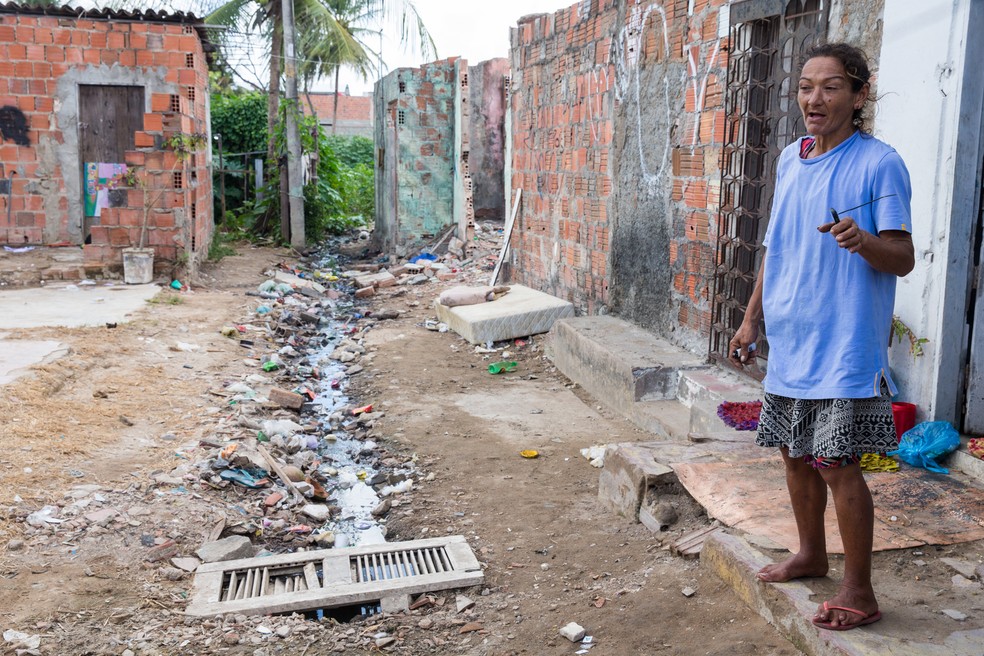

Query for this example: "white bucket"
[122,247,155,284]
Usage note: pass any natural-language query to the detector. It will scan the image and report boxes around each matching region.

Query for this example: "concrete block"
[597,443,675,520]
[434,284,573,344]
[547,316,707,416]
[195,536,254,564]
[678,369,762,434]
[354,270,396,289]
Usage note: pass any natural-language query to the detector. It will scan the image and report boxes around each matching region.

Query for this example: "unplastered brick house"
[0,2,213,275]
[503,0,984,431]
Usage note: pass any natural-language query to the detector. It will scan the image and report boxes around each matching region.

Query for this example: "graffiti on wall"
[609,1,731,185]
[0,106,30,146]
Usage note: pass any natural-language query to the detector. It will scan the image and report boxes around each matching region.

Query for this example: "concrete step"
[628,399,692,440]
[702,532,984,656]
[546,315,709,420]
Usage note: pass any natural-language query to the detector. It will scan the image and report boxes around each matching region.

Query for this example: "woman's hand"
[728,323,759,368]
[818,216,865,253]
[818,217,914,276]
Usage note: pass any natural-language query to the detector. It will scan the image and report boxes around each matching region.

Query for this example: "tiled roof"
[0,2,215,52]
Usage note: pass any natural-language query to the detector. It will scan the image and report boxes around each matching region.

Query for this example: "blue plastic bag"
[887,421,960,474]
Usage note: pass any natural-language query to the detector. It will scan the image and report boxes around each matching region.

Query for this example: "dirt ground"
[0,241,979,655]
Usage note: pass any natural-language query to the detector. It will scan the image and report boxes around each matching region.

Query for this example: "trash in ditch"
[351,404,373,415]
[519,449,539,459]
[219,468,271,489]
[170,279,183,290]
[262,361,279,372]
[488,361,517,374]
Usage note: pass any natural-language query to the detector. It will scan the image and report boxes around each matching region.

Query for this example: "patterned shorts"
[756,392,897,469]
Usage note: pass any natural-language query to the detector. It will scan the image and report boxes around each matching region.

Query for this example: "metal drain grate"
[187,536,483,617]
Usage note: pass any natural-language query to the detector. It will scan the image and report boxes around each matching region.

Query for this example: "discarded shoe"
[812,602,882,631]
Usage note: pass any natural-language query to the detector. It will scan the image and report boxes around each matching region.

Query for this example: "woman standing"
[729,43,914,631]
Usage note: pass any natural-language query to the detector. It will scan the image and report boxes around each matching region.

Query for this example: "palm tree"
[296,0,435,132]
[202,0,435,233]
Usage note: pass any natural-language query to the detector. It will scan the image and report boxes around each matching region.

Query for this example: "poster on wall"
[84,162,128,218]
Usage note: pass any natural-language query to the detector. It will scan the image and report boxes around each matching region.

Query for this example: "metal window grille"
[708,0,829,374]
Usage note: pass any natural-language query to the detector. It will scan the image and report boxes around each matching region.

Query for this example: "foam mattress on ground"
[434,284,574,344]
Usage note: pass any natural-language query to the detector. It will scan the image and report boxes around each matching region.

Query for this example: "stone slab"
[547,315,708,416]
[0,339,69,386]
[701,532,984,656]
[434,284,574,345]
[0,283,160,329]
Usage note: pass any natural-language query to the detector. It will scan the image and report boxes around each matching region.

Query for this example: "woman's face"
[798,56,869,143]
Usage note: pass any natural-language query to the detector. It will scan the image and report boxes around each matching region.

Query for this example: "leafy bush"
[324,134,374,168]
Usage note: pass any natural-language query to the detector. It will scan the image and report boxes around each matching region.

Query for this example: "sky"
[326,0,577,96]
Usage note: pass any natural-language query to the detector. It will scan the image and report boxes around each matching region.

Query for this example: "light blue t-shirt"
[762,131,912,399]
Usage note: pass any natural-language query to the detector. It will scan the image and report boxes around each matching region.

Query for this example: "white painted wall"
[875,0,976,422]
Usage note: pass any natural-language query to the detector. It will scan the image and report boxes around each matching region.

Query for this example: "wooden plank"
[489,188,521,285]
[257,445,307,504]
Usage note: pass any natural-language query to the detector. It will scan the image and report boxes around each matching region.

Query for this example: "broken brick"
[269,387,305,410]
[145,539,178,563]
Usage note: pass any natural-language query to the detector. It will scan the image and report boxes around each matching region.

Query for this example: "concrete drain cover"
[186,536,483,617]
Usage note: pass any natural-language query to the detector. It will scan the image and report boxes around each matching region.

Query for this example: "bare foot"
[756,553,828,582]
[813,587,879,629]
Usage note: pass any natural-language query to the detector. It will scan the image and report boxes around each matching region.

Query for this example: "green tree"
[201,0,434,237]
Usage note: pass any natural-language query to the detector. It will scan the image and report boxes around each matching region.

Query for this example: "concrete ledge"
[701,531,984,656]
[597,443,675,520]
[547,316,707,416]
[678,368,763,433]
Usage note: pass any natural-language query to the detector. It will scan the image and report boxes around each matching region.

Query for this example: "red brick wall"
[306,92,372,122]
[0,13,212,270]
[509,0,730,347]
[508,2,618,316]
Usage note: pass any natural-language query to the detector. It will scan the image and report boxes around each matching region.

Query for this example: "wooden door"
[78,85,144,242]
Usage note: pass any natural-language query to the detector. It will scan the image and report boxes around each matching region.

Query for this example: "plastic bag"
[887,421,960,474]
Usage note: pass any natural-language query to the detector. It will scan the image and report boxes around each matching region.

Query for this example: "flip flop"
[812,601,882,631]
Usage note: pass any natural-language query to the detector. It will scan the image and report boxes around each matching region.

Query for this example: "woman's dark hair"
[803,42,874,133]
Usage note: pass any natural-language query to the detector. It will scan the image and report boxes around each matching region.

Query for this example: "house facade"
[0,3,213,273]
[503,0,984,432]
[305,91,373,137]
